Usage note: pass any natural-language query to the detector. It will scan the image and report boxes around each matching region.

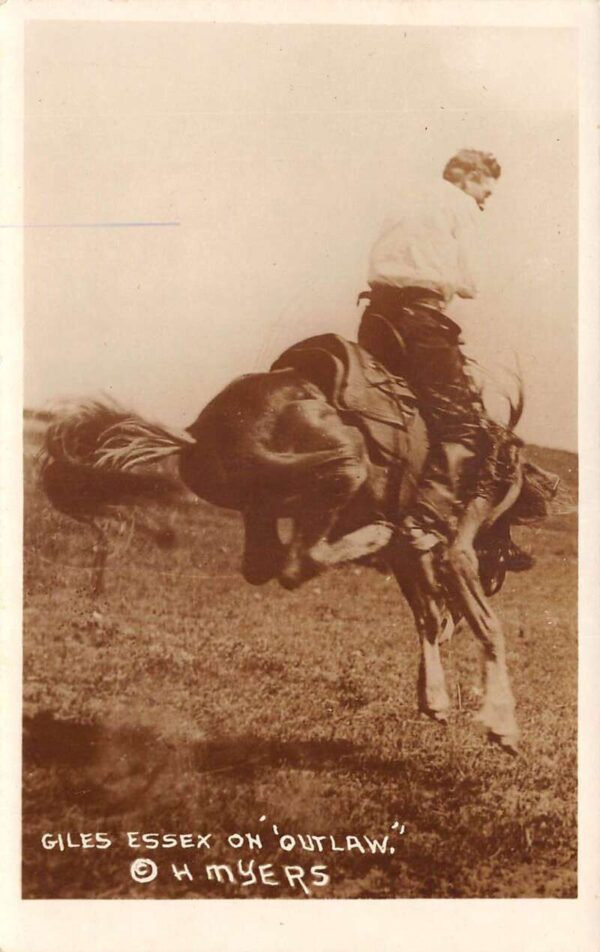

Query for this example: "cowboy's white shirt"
[368,179,480,306]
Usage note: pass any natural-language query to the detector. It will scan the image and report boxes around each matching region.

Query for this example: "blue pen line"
[0,221,181,229]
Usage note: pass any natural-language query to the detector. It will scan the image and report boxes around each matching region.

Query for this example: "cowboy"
[357,149,531,567]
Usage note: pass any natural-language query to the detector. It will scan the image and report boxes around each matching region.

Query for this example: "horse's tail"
[40,399,190,519]
[92,415,195,471]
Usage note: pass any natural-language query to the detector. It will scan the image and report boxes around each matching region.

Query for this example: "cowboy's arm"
[455,234,477,299]
[452,202,478,299]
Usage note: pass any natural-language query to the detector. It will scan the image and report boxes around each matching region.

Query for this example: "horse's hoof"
[474,702,519,748]
[278,573,302,591]
[243,564,278,585]
[487,730,520,757]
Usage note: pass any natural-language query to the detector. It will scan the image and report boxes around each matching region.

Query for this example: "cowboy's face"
[460,172,496,210]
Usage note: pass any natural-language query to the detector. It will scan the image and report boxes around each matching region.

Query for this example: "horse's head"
[510,459,567,523]
[486,379,569,526]
[474,385,570,594]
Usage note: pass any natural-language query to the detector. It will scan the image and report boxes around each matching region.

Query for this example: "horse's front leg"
[447,546,519,753]
[449,495,493,572]
[390,547,451,722]
[416,594,452,722]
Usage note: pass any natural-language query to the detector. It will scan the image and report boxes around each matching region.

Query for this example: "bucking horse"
[40,333,563,754]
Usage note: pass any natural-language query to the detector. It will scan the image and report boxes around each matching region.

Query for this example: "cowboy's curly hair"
[443,149,501,183]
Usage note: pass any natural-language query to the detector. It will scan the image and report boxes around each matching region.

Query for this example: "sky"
[24,21,577,450]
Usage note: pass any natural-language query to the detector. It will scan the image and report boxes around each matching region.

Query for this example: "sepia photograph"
[3,0,598,944]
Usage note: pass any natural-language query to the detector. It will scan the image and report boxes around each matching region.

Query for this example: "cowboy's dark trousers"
[358,288,489,534]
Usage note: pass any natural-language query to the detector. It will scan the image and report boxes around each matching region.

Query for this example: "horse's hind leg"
[279,509,391,589]
[242,508,285,585]
[279,508,337,590]
[446,547,519,752]
[274,396,389,587]
[309,521,394,566]
[279,453,370,589]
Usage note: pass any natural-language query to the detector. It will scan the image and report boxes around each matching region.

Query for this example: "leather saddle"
[270,333,417,465]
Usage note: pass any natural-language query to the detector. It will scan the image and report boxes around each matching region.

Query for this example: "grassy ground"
[23,421,577,898]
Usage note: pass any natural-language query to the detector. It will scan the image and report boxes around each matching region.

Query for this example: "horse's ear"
[507,379,524,431]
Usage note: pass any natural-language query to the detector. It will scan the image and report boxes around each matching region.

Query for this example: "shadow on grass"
[24,710,444,810]
[22,712,576,899]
